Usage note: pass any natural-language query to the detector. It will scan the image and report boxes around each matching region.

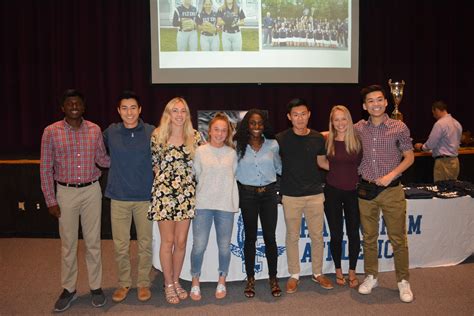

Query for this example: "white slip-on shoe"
[358,275,378,295]
[398,279,414,303]
[190,285,201,301]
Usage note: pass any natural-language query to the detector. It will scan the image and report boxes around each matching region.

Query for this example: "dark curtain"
[1,0,473,156]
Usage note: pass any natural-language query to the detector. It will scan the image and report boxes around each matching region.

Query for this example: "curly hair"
[234,109,275,160]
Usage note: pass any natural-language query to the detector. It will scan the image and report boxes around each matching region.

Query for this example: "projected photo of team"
[261,0,349,50]
[159,0,259,51]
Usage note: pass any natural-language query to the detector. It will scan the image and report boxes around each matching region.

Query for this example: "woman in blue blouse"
[235,109,282,298]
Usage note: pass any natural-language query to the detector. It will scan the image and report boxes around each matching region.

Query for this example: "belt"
[224,30,240,34]
[434,155,456,159]
[57,180,98,188]
[180,29,195,32]
[361,178,400,188]
[201,32,217,36]
[238,182,275,193]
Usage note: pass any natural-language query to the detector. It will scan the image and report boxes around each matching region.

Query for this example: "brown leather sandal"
[244,276,255,298]
[348,277,360,289]
[336,275,347,286]
[269,276,281,297]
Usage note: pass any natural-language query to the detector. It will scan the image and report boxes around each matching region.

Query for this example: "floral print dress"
[147,130,202,221]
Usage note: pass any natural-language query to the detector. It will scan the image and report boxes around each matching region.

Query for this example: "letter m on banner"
[408,215,422,234]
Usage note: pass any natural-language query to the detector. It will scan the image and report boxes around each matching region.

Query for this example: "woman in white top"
[190,113,239,300]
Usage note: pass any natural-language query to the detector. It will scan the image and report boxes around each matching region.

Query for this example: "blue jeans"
[190,209,235,278]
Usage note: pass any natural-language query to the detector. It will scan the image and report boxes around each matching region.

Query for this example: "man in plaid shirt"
[354,85,415,303]
[40,89,110,312]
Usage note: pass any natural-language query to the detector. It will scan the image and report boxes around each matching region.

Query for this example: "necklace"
[250,138,263,152]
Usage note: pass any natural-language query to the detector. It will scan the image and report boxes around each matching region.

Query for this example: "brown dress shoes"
[112,287,130,303]
[286,277,299,294]
[312,274,334,290]
[137,287,152,302]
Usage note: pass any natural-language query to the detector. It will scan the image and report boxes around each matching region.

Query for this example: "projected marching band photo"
[261,0,349,50]
[159,0,259,51]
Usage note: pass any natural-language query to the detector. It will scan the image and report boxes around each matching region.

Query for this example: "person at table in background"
[276,98,334,294]
[40,89,110,312]
[414,100,462,182]
[235,109,282,298]
[217,0,245,51]
[190,113,239,301]
[103,91,155,303]
[323,105,362,289]
[173,0,198,51]
[354,84,415,303]
[196,0,220,51]
[147,97,202,304]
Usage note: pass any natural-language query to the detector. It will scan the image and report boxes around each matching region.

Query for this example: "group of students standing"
[263,13,348,49]
[40,84,415,313]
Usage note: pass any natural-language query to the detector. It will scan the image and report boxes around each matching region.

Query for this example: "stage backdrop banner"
[152,196,474,281]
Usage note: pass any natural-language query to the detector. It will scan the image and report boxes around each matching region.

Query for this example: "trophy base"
[391,110,403,121]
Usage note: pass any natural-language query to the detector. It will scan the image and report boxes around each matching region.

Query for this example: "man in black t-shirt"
[276,98,334,294]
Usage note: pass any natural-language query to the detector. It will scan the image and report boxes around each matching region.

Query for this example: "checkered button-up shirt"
[40,119,110,207]
[354,114,413,182]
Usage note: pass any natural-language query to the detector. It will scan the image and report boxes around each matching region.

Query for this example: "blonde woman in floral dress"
[147,97,202,304]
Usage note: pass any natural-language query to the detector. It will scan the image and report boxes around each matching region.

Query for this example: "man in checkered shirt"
[40,89,110,312]
[354,84,415,303]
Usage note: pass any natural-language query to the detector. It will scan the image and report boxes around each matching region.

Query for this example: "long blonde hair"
[153,97,197,157]
[326,105,361,156]
[208,112,235,148]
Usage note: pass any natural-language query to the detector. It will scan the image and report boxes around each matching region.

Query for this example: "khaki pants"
[358,185,409,282]
[111,200,153,288]
[57,182,102,292]
[434,157,459,182]
[282,194,325,275]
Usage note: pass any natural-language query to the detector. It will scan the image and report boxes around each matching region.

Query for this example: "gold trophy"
[388,79,405,121]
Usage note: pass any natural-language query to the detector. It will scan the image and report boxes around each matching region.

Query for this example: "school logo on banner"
[230,214,286,273]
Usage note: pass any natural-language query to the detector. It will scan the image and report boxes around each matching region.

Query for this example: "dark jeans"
[324,183,361,270]
[239,184,278,278]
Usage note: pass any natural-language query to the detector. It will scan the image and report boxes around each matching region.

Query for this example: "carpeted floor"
[0,238,473,315]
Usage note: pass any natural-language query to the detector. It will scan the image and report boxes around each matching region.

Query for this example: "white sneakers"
[358,275,378,294]
[358,275,413,303]
[397,279,414,303]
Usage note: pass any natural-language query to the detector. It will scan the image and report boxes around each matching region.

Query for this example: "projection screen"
[150,0,359,83]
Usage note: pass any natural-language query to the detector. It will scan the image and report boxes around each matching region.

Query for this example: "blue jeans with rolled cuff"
[190,209,235,278]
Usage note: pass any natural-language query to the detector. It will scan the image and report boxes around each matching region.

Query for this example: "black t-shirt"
[276,128,326,196]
